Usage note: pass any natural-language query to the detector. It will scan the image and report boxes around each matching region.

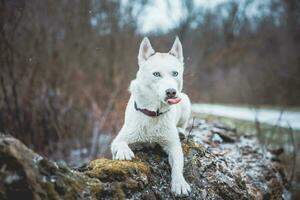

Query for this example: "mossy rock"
[0,120,291,199]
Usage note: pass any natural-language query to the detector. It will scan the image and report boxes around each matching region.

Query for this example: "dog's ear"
[138,37,155,63]
[169,37,183,62]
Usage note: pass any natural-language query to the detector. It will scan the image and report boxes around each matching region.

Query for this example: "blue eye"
[153,72,161,77]
[172,71,178,77]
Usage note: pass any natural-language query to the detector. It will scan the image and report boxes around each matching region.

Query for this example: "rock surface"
[0,120,290,200]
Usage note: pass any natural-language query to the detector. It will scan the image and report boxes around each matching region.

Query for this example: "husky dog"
[111,37,191,196]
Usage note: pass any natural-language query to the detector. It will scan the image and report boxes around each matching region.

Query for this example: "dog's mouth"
[166,97,181,105]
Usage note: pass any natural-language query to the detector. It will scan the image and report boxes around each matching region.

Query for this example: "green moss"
[89,158,148,174]
[39,167,102,200]
[82,158,149,199]
[85,158,149,181]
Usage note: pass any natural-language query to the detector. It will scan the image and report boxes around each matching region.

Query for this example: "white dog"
[111,37,191,196]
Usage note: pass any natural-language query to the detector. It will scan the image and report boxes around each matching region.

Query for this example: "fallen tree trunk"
[0,120,290,199]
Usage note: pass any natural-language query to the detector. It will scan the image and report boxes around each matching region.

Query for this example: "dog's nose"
[166,88,177,98]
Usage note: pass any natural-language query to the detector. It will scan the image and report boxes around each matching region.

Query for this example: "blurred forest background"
[0,0,299,174]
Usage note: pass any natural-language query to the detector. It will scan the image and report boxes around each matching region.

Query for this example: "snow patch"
[192,104,300,130]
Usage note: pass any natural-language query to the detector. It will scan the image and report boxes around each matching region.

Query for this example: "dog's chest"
[134,115,172,143]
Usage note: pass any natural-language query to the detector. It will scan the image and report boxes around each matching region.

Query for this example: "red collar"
[134,102,169,117]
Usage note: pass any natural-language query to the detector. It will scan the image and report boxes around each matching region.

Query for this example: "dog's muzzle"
[165,88,181,105]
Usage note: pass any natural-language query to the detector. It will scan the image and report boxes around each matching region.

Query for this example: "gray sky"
[138,0,228,33]
[138,0,270,33]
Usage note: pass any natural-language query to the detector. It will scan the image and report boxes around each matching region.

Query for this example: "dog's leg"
[177,93,191,136]
[111,127,135,160]
[164,132,191,196]
[177,113,189,138]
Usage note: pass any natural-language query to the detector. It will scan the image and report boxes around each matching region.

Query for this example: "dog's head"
[132,37,184,106]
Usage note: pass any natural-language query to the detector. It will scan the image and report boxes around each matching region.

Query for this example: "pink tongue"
[167,97,181,105]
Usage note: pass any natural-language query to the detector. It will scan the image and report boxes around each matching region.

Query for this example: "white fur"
[111,37,191,196]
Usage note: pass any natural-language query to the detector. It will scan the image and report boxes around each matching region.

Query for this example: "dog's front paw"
[171,177,191,196]
[113,144,135,160]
